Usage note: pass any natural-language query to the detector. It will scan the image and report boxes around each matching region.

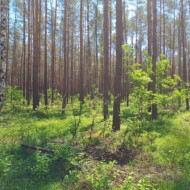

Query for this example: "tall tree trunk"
[95,1,99,90]
[51,0,58,104]
[33,0,39,110]
[44,0,48,106]
[0,0,7,110]
[163,0,166,55]
[181,0,189,110]
[87,0,93,98]
[151,0,158,119]
[109,1,112,94]
[112,0,123,131]
[6,0,9,84]
[147,0,152,112]
[62,0,67,110]
[26,0,31,105]
[22,0,26,97]
[172,1,176,78]
[79,0,84,103]
[103,0,109,120]
[70,31,74,102]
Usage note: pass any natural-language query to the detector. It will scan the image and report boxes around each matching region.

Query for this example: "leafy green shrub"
[4,86,26,111]
[85,161,115,190]
[62,161,116,190]
[31,152,52,178]
[120,175,159,190]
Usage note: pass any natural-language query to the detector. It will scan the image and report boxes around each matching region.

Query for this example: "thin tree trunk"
[33,0,39,110]
[103,0,109,120]
[181,0,189,110]
[151,0,158,119]
[44,0,48,106]
[22,0,26,97]
[0,0,7,110]
[62,0,67,110]
[79,0,84,103]
[112,0,123,131]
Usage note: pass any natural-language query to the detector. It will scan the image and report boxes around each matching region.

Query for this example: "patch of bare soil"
[83,144,181,187]
[84,144,139,165]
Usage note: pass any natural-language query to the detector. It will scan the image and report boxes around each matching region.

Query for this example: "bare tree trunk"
[33,0,39,110]
[112,0,123,131]
[172,1,176,78]
[87,0,93,98]
[151,0,158,119]
[181,0,189,110]
[22,0,26,97]
[163,0,166,55]
[26,0,31,105]
[5,0,9,84]
[95,1,99,90]
[103,0,109,120]
[79,0,84,103]
[0,0,7,110]
[44,0,48,106]
[147,0,152,112]
[62,0,67,110]
[51,0,58,104]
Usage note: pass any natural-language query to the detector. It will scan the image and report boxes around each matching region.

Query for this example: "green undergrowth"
[0,90,190,189]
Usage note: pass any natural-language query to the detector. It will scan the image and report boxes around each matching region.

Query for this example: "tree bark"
[112,0,123,131]
[151,0,158,119]
[79,0,84,103]
[103,0,109,120]
[0,0,7,110]
[33,0,40,110]
[44,0,48,106]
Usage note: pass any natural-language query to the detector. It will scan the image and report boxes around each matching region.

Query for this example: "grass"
[0,92,190,189]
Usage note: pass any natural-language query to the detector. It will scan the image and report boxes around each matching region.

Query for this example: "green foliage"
[63,161,116,190]
[4,86,26,111]
[0,152,13,177]
[31,152,52,178]
[0,88,190,190]
[123,44,182,115]
[125,63,152,131]
[119,175,159,190]
[85,161,115,190]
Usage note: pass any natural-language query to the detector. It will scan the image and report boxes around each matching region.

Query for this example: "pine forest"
[0,0,190,189]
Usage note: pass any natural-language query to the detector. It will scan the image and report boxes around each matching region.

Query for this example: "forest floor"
[0,96,190,190]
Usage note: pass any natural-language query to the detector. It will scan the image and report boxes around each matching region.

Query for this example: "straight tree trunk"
[103,0,109,120]
[147,0,152,112]
[172,2,176,78]
[163,0,166,55]
[87,0,93,98]
[22,0,26,97]
[62,0,67,110]
[181,0,189,110]
[44,0,48,106]
[51,0,58,104]
[70,31,74,102]
[95,0,99,89]
[26,0,31,105]
[0,0,7,110]
[151,0,158,119]
[79,0,84,103]
[33,0,39,110]
[112,0,123,131]
[6,0,9,84]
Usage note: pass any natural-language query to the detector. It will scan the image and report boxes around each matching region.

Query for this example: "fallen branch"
[21,144,55,154]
